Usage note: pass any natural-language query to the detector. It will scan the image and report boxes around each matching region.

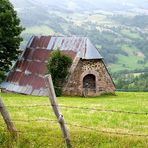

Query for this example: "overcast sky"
[10,0,148,12]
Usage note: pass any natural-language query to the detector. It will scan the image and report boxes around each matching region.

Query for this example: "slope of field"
[9,0,148,73]
[0,92,148,147]
[19,10,148,73]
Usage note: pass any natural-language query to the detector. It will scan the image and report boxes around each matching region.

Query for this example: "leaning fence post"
[0,96,18,137]
[44,75,72,148]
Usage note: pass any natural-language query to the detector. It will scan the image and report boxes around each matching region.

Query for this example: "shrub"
[0,71,5,83]
[47,49,72,96]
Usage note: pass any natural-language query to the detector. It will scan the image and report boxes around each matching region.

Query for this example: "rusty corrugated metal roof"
[0,36,103,96]
[27,36,103,59]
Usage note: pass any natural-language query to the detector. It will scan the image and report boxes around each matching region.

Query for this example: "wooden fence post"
[0,96,18,137]
[44,75,72,148]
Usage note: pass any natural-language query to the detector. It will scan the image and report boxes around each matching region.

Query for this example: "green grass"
[24,25,55,35]
[121,44,140,56]
[110,44,146,72]
[0,92,147,147]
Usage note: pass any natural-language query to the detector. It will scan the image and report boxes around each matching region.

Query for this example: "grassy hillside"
[19,10,148,73]
[9,0,148,73]
[0,92,148,147]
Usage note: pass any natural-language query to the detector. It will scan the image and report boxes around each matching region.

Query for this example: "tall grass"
[0,92,148,147]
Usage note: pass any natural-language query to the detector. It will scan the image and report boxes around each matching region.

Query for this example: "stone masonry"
[63,59,116,96]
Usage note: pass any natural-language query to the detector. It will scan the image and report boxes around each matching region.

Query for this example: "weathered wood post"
[0,96,18,137]
[44,75,72,148]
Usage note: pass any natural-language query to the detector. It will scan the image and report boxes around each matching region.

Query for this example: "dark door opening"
[83,74,96,96]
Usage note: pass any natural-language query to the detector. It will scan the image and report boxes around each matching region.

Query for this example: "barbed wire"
[13,118,58,123]
[57,105,148,115]
[0,120,62,138]
[2,102,148,138]
[3,118,147,138]
[0,129,63,139]
[66,123,148,138]
[5,104,148,115]
[5,104,50,108]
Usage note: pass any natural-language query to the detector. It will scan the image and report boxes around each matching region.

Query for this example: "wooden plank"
[0,96,17,137]
[44,75,72,148]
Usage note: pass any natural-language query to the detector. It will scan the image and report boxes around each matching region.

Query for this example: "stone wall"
[63,59,115,96]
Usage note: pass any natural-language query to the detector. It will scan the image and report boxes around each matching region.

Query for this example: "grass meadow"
[0,92,148,147]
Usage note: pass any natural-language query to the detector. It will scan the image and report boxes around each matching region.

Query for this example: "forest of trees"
[112,72,148,92]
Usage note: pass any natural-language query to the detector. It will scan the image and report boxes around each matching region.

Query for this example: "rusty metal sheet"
[40,88,48,96]
[45,36,102,59]
[24,85,32,95]
[15,60,31,73]
[38,88,46,96]
[40,36,51,48]
[12,71,22,83]
[26,36,34,48]
[7,71,21,83]
[0,36,103,96]
[30,36,39,48]
[62,50,76,60]
[7,83,15,91]
[27,62,38,74]
[32,89,40,96]
[0,82,9,89]
[38,36,44,48]
[11,84,19,92]
[43,36,51,48]
[7,72,13,82]
[47,36,56,49]
[16,85,23,93]
[20,86,28,94]
[19,73,32,86]
[32,49,50,62]
[23,48,32,59]
[28,36,103,60]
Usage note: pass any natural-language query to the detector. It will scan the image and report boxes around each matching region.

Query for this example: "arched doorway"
[83,74,96,96]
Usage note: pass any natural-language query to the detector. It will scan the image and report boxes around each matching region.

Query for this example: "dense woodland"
[112,72,148,92]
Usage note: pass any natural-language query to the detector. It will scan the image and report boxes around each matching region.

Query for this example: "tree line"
[112,72,148,92]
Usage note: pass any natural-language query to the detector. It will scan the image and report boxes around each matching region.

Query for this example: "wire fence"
[66,123,148,137]
[5,104,148,115]
[0,129,63,139]
[0,119,62,139]
[13,118,58,123]
[1,101,148,147]
[1,118,148,138]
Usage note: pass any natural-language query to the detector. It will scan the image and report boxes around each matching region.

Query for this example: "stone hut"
[1,36,115,96]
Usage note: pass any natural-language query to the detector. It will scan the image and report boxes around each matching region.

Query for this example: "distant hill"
[10,0,148,73]
[10,0,148,12]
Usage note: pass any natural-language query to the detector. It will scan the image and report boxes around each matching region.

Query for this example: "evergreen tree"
[0,0,24,73]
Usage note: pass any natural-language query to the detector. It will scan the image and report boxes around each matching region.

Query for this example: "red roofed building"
[1,36,115,96]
